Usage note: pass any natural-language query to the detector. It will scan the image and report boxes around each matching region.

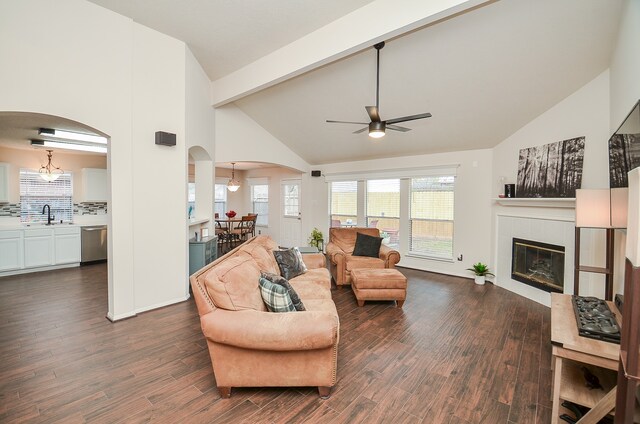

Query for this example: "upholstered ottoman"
[350,268,407,308]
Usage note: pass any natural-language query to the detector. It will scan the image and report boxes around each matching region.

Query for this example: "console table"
[550,293,622,423]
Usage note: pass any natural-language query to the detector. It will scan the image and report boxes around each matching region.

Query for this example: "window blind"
[410,176,455,259]
[366,179,400,247]
[20,169,73,223]
[330,181,357,227]
[214,183,227,217]
[251,184,269,226]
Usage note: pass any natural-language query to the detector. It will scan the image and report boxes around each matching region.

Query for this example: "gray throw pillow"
[258,277,296,313]
[272,247,308,280]
[352,232,383,258]
[261,271,306,311]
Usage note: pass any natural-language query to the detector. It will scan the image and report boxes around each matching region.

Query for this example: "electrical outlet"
[258,230,261,235]
[457,254,463,261]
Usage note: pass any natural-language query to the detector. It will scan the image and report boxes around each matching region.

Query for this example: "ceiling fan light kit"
[326,41,432,139]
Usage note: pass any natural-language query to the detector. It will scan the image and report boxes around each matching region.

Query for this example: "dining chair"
[230,216,253,241]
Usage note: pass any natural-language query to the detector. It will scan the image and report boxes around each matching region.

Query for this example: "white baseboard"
[0,263,79,278]
[106,310,137,322]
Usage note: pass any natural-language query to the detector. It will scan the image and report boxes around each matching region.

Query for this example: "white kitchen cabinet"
[23,228,54,268]
[81,168,108,202]
[54,227,81,264]
[0,163,9,203]
[0,230,23,271]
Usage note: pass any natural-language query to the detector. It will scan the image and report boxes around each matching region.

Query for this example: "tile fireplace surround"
[495,212,575,307]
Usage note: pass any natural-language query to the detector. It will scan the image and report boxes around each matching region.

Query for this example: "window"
[283,182,300,217]
[366,179,400,247]
[187,182,196,216]
[410,176,455,259]
[20,169,73,223]
[214,183,226,217]
[329,181,357,227]
[251,184,269,226]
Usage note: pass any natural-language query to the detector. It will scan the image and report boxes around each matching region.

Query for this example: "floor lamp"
[574,188,628,300]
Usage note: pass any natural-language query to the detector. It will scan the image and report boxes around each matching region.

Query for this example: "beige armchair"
[326,227,401,286]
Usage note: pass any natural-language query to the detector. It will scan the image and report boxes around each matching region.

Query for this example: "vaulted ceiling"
[88,0,625,165]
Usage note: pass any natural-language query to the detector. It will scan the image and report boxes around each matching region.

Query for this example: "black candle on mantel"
[504,184,516,198]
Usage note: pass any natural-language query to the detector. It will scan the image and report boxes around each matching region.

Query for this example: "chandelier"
[39,150,63,182]
[227,162,240,192]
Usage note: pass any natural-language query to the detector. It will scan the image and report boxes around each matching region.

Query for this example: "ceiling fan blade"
[387,124,411,132]
[386,112,432,125]
[353,127,368,134]
[326,120,369,125]
[365,106,380,122]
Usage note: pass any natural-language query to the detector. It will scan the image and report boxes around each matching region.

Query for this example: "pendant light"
[227,162,240,192]
[39,150,64,182]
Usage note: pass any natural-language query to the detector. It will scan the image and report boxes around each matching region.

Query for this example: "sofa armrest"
[201,308,339,351]
[325,243,345,264]
[302,252,326,269]
[379,244,401,268]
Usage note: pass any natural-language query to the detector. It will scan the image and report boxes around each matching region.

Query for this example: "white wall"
[311,149,493,278]
[131,24,188,313]
[0,0,214,319]
[491,71,613,300]
[186,48,216,235]
[215,104,310,172]
[243,166,304,244]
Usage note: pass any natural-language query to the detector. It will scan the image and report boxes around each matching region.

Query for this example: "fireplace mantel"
[494,198,575,209]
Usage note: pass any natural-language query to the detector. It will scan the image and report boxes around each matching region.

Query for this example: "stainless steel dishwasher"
[81,225,108,263]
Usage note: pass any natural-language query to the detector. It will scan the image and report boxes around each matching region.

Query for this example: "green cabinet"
[189,236,217,275]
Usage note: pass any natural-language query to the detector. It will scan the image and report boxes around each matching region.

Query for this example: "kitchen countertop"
[0,222,108,230]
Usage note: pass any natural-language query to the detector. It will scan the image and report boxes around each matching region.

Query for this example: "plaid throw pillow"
[259,277,296,313]
[261,271,306,311]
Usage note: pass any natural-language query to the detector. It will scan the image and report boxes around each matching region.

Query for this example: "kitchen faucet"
[42,204,53,225]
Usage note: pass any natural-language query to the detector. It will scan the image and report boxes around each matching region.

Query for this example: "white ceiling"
[86,0,375,80]
[234,0,624,164]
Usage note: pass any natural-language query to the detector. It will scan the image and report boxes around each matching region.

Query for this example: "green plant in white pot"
[466,262,494,285]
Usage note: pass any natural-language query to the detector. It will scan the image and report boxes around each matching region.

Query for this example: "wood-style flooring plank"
[0,264,555,423]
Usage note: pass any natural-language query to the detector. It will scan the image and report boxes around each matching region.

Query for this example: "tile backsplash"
[0,202,108,218]
[0,203,20,217]
[74,202,108,215]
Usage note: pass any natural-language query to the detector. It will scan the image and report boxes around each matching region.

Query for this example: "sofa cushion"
[203,251,267,312]
[303,299,339,316]
[243,243,280,274]
[290,268,331,291]
[345,255,385,271]
[259,277,296,313]
[352,232,383,258]
[261,271,306,311]
[273,247,307,280]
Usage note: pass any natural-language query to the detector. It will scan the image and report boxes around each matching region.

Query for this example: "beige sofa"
[326,227,401,286]
[189,235,339,399]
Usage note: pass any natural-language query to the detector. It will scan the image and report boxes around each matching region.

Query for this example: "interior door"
[280,179,301,248]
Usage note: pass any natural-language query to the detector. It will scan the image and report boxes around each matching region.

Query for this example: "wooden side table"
[550,293,622,423]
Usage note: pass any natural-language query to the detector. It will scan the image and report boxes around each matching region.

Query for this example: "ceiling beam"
[210,0,491,107]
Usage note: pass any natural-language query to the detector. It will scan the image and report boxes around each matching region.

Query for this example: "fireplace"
[511,238,565,293]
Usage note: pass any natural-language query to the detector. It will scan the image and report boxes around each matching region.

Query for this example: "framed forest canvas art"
[516,137,585,198]
[609,101,640,188]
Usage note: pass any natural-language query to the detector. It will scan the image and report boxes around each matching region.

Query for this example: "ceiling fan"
[326,41,432,139]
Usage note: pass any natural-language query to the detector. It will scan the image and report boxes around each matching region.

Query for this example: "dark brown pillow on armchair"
[352,232,383,258]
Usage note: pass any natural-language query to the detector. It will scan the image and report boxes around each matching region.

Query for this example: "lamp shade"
[575,189,611,228]
[611,187,629,229]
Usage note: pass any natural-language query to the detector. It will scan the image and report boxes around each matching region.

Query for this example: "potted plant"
[466,262,494,285]
[308,227,324,252]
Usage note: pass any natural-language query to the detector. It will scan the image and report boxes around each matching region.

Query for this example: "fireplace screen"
[511,238,565,293]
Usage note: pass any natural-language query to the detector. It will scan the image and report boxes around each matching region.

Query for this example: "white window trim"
[323,165,458,182]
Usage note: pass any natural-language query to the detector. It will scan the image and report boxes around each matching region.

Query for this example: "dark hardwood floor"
[0,264,552,423]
